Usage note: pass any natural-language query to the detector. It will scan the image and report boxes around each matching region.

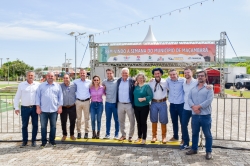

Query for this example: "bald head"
[46,72,55,84]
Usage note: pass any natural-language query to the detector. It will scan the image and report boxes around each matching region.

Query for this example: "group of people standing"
[14,67,214,160]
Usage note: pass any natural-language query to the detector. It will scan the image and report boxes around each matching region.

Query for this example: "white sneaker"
[103,135,110,139]
[113,135,119,140]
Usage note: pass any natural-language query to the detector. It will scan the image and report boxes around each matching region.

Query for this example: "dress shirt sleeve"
[165,78,170,90]
[13,84,22,110]
[188,88,195,108]
[145,85,153,103]
[58,85,63,106]
[199,89,214,109]
[35,84,41,106]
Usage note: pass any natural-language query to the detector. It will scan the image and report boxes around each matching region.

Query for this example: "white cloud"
[0,20,100,40]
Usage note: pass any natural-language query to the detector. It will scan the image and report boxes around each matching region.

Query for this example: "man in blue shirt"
[36,72,63,148]
[186,70,214,160]
[166,69,185,143]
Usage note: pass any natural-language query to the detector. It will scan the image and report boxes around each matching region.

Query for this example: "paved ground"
[0,141,250,166]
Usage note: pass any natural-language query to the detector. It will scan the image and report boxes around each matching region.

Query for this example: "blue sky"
[0,0,250,69]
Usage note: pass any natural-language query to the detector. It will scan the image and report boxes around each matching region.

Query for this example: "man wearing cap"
[148,68,168,144]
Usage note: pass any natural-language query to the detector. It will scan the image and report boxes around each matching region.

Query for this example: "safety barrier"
[0,95,249,142]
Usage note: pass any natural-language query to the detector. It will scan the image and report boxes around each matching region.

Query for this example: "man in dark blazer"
[117,68,135,142]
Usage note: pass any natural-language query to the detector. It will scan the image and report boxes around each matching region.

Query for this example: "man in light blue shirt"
[186,70,214,160]
[36,72,63,148]
[73,69,91,139]
[166,69,185,142]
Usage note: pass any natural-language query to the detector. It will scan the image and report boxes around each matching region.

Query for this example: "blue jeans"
[105,102,119,136]
[181,109,192,146]
[40,112,58,144]
[21,106,38,142]
[191,114,213,152]
[90,102,103,131]
[170,103,184,140]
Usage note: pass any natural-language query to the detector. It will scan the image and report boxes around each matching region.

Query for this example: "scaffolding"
[89,32,226,97]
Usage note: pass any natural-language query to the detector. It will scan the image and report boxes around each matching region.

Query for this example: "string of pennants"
[78,0,214,39]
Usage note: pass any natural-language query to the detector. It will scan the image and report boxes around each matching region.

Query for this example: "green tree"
[34,68,43,74]
[130,68,139,77]
[1,59,34,79]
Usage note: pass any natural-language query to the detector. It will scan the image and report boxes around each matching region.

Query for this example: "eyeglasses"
[93,80,99,81]
[197,75,205,77]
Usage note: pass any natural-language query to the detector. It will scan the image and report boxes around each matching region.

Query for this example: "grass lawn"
[0,84,18,88]
[225,89,250,98]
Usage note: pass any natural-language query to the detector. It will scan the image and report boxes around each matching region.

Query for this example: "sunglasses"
[93,79,99,81]
[197,75,205,77]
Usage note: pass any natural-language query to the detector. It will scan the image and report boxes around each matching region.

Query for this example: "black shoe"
[40,143,46,149]
[31,141,37,147]
[77,133,81,139]
[92,131,96,139]
[186,149,198,155]
[20,142,27,148]
[84,133,88,139]
[96,131,100,139]
[206,152,213,160]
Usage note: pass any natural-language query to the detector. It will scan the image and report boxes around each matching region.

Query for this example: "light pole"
[68,32,86,79]
[6,58,9,84]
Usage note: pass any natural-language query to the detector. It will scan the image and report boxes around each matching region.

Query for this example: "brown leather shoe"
[61,135,67,141]
[128,137,133,142]
[169,137,178,142]
[180,140,184,145]
[70,135,76,141]
[119,136,126,141]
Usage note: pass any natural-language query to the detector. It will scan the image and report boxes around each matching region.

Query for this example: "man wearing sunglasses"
[186,70,214,160]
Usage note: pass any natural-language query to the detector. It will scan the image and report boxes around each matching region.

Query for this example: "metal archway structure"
[89,32,226,97]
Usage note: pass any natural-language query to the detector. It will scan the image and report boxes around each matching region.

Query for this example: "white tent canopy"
[142,25,157,42]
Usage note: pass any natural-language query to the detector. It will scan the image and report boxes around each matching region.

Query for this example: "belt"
[21,105,36,108]
[120,102,130,104]
[62,104,75,108]
[152,97,167,103]
[77,98,90,102]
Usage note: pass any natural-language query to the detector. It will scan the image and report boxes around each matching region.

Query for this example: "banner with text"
[98,44,216,62]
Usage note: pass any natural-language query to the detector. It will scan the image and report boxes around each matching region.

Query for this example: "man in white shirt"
[73,69,91,139]
[14,71,40,147]
[148,68,168,144]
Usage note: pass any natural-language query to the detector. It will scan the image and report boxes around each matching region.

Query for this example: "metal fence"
[0,95,249,142]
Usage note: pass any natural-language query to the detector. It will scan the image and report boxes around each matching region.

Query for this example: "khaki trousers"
[118,102,135,138]
[75,100,90,133]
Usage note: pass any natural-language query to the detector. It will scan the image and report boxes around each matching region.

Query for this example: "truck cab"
[235,74,250,90]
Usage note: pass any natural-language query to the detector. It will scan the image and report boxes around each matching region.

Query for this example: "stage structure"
[89,30,226,97]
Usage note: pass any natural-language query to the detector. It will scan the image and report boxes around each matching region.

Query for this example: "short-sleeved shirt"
[90,86,105,102]
[102,78,118,103]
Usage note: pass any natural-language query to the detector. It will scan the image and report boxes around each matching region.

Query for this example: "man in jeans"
[14,71,40,147]
[60,74,77,141]
[36,72,63,148]
[186,70,214,160]
[166,69,185,143]
[102,69,119,139]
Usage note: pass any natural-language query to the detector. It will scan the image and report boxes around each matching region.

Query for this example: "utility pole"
[6,58,9,84]
[0,58,2,68]
[65,53,66,72]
